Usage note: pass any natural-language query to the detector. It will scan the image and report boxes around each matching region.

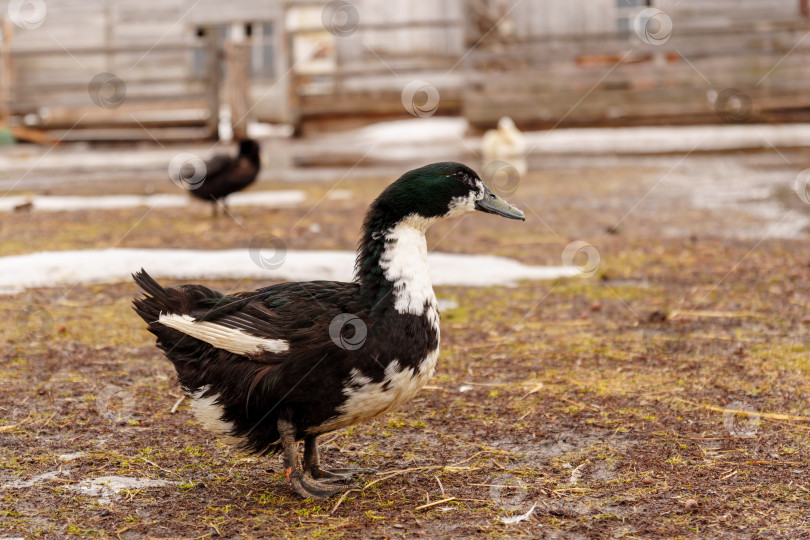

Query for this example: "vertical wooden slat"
[225,40,250,140]
[204,33,220,140]
[0,18,13,123]
[286,27,301,134]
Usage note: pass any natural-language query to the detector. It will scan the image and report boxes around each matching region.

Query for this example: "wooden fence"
[287,14,465,135]
[0,32,220,142]
[462,4,810,130]
[2,0,810,140]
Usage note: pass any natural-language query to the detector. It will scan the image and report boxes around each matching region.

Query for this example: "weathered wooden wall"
[0,0,290,141]
[462,0,810,130]
[0,0,207,140]
[286,0,466,134]
[1,0,808,140]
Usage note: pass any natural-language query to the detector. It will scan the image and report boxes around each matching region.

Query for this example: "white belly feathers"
[310,348,440,434]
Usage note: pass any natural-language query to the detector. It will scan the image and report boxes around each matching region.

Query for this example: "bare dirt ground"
[1,147,809,538]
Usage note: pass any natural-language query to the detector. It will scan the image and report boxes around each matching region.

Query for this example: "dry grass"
[1,150,809,538]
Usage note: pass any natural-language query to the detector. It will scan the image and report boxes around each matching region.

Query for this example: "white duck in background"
[482,116,528,176]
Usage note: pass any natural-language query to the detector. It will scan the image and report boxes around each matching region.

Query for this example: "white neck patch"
[378,215,438,318]
[445,179,484,218]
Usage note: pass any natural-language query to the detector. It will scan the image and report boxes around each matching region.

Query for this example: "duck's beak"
[475,185,525,221]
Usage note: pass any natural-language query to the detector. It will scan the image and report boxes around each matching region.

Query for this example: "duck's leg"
[277,417,351,499]
[303,435,375,482]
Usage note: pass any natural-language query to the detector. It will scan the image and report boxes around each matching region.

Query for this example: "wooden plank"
[225,40,251,140]
[463,86,810,129]
[288,19,464,34]
[0,18,13,122]
[204,34,220,140]
[42,126,212,142]
[8,42,205,57]
[7,125,55,145]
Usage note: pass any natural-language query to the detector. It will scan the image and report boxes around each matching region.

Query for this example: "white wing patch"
[158,313,289,355]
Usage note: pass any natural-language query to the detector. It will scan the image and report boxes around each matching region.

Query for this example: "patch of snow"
[247,121,294,139]
[227,190,305,207]
[458,385,474,393]
[437,298,459,311]
[0,248,579,294]
[59,452,85,461]
[657,162,810,239]
[312,118,472,162]
[0,147,179,174]
[66,476,177,505]
[0,194,186,212]
[500,503,537,524]
[0,190,305,213]
[327,120,810,162]
[2,471,62,489]
[523,124,810,154]
[0,285,23,295]
[350,117,469,145]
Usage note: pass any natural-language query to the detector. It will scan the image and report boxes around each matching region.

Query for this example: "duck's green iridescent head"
[363,162,525,233]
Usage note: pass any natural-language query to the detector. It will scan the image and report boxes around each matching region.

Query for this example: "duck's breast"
[309,346,439,434]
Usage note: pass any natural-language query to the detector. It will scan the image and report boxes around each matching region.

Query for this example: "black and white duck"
[133,161,525,499]
[186,139,261,216]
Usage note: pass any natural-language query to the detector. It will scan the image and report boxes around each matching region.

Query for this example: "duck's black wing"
[181,154,227,200]
[133,270,372,454]
[190,153,258,201]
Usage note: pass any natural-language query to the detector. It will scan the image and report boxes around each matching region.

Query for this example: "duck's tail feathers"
[133,269,225,323]
[133,269,228,386]
[132,269,169,324]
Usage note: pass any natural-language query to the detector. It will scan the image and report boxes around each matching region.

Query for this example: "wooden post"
[270,1,294,128]
[104,1,114,72]
[286,29,301,136]
[204,32,220,140]
[0,18,14,123]
[224,40,250,140]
